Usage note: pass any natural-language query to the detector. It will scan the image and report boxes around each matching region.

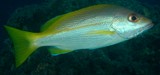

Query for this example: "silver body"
[34,5,153,50]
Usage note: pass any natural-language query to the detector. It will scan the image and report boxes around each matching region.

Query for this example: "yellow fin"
[40,15,63,31]
[48,47,73,56]
[87,30,115,35]
[4,26,39,68]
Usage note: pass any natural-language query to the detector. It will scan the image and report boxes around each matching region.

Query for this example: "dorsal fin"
[40,15,63,31]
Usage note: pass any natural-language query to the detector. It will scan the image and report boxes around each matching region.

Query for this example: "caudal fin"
[4,26,39,68]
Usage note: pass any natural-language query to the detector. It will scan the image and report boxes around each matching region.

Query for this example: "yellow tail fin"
[4,26,39,68]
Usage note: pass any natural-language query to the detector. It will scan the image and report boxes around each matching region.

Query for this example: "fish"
[4,4,153,67]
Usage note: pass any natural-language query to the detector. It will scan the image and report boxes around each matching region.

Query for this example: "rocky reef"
[1,0,160,75]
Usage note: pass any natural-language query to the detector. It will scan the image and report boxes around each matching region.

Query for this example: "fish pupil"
[131,16,137,21]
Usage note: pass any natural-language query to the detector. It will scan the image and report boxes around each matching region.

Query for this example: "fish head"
[111,7,153,39]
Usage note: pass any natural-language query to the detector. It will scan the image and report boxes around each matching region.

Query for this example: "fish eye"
[128,14,139,22]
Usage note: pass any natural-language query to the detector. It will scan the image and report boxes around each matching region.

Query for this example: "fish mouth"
[145,22,154,30]
[141,22,154,33]
[118,22,154,39]
[131,22,153,38]
[132,22,153,37]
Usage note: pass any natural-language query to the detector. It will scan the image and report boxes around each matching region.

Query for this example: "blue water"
[0,0,160,75]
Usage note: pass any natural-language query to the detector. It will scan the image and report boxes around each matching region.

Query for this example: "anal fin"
[48,47,73,56]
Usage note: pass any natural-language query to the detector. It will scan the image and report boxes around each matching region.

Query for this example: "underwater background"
[0,0,160,75]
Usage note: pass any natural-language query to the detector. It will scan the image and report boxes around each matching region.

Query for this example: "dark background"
[0,0,45,38]
[0,0,45,25]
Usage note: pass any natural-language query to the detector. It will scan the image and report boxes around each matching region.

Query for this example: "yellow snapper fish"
[4,4,153,67]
